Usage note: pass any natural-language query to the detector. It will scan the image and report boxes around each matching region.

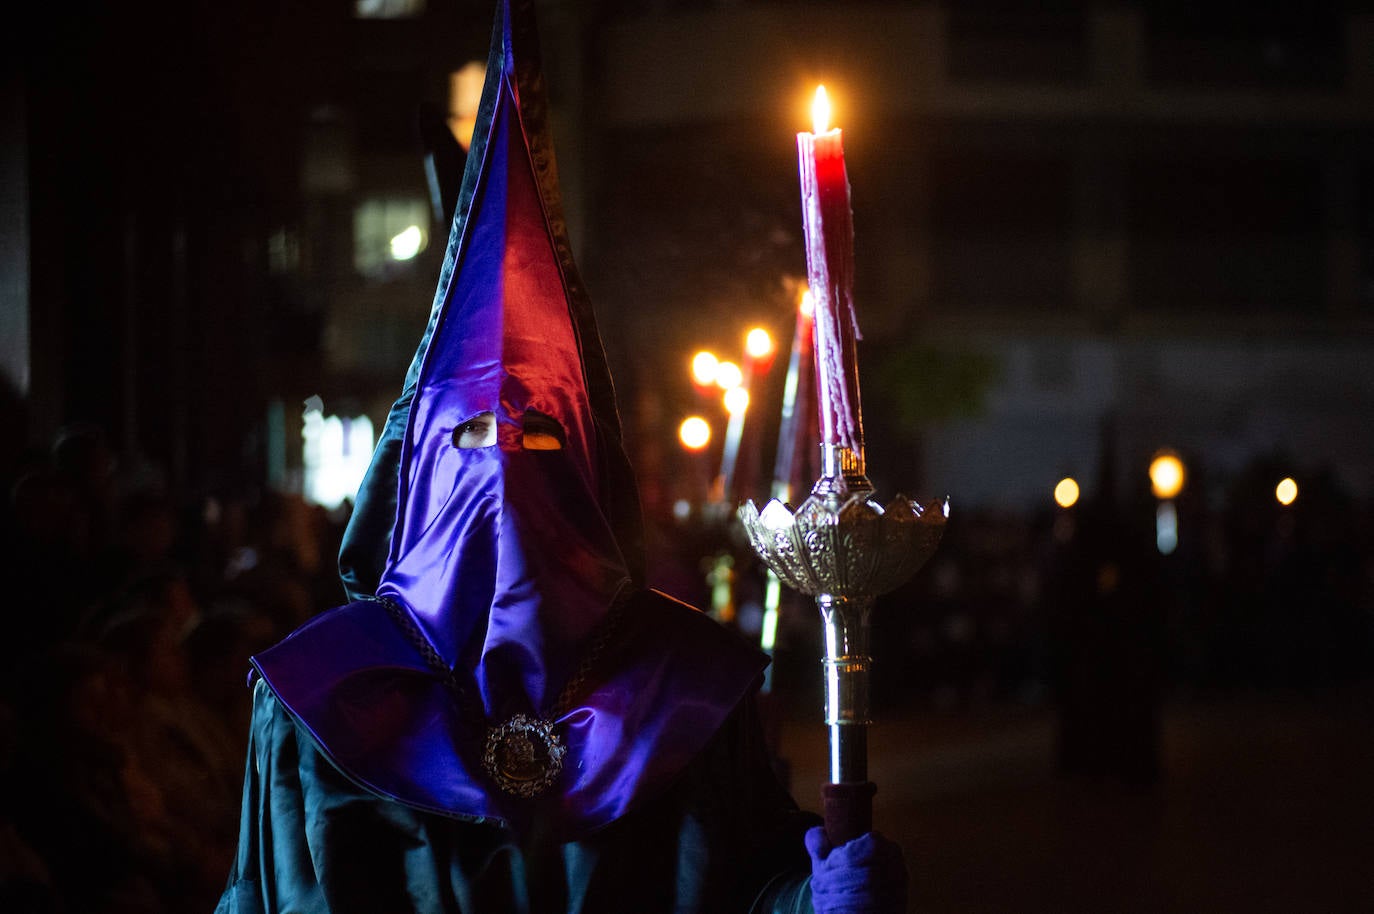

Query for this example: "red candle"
[797,85,862,456]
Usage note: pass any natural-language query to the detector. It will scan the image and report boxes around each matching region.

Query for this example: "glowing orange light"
[691,351,719,386]
[811,85,832,134]
[723,387,750,415]
[715,361,743,390]
[1054,477,1080,509]
[1149,452,1186,500]
[745,327,774,359]
[799,288,815,317]
[678,416,711,450]
[1276,477,1298,506]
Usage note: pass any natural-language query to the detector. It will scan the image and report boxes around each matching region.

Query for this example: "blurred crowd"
[716,454,1374,786]
[886,465,1369,786]
[1,392,1372,911]
[0,417,348,913]
[871,462,1374,707]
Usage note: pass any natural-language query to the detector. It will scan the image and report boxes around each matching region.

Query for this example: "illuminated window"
[354,0,425,19]
[448,61,486,151]
[268,228,300,275]
[354,198,429,280]
[303,405,375,511]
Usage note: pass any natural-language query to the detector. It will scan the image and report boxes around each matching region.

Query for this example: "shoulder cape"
[251,590,766,839]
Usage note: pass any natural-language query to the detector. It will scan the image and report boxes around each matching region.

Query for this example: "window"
[448,61,485,152]
[930,151,1073,311]
[1128,156,1323,311]
[1144,1,1344,89]
[947,1,1089,84]
[354,0,425,19]
[353,197,430,280]
[302,404,375,511]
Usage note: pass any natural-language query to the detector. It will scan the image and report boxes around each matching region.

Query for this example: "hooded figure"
[216,3,842,912]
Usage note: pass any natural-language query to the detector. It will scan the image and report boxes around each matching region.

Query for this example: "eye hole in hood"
[521,410,565,451]
[449,410,566,451]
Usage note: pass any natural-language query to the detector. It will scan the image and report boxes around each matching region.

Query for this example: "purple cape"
[253,590,767,838]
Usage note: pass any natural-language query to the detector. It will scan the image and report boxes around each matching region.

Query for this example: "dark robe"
[217,683,816,914]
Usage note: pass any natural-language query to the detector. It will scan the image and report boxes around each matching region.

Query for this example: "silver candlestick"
[739,443,946,843]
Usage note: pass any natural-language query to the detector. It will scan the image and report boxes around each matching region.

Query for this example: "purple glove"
[805,826,908,914]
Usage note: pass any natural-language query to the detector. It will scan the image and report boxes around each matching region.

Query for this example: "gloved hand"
[805,826,908,914]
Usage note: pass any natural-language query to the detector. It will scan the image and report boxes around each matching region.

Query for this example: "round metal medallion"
[482,714,566,798]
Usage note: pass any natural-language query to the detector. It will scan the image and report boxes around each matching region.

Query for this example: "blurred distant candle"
[797,85,862,459]
[771,289,816,503]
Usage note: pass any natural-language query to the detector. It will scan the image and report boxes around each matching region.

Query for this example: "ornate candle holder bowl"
[738,445,946,842]
[739,483,946,602]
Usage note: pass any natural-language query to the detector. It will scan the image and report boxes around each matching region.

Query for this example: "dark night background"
[3,2,1374,912]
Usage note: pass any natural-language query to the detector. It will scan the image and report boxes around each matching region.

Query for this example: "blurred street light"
[1276,477,1298,506]
[1149,452,1186,500]
[723,387,750,415]
[1054,477,1080,509]
[1155,502,1179,555]
[1149,450,1185,555]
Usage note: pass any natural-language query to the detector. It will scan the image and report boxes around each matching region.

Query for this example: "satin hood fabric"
[251,0,766,838]
[375,77,631,717]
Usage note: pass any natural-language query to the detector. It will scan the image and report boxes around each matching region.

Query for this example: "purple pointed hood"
[251,0,766,837]
[375,2,633,721]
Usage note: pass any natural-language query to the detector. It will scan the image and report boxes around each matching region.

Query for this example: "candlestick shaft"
[818,442,868,491]
[818,592,872,783]
[827,723,869,785]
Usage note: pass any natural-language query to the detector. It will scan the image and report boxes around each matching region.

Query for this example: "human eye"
[452,412,497,449]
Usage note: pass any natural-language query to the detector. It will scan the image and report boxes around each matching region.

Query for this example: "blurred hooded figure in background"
[217,2,905,912]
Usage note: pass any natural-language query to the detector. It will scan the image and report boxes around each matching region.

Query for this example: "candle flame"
[811,85,831,134]
[690,350,720,386]
[745,327,774,359]
[679,416,711,451]
[715,361,743,391]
